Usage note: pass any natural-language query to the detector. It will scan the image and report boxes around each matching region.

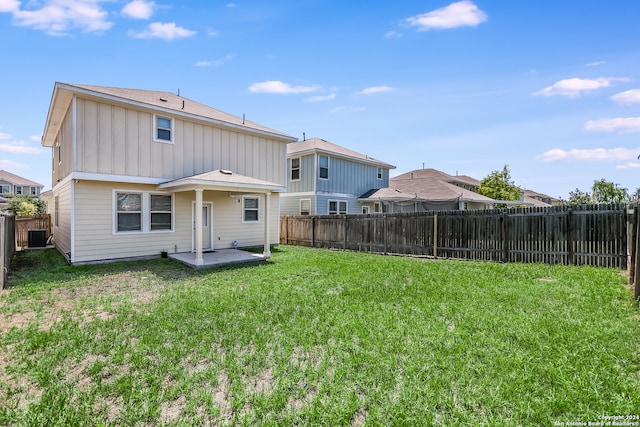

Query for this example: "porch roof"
[157,169,285,193]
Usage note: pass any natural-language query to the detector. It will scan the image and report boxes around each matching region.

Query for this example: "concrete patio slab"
[168,249,268,268]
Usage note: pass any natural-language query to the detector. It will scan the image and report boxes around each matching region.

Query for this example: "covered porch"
[158,169,284,267]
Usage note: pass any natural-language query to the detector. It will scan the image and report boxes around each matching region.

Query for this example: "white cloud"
[385,31,403,39]
[9,0,112,35]
[305,93,336,102]
[131,22,196,40]
[611,89,640,105]
[585,61,605,67]
[0,0,19,13]
[616,162,640,170]
[533,77,626,98]
[585,117,640,133]
[0,135,47,154]
[538,147,640,162]
[248,81,320,94]
[358,85,393,95]
[207,28,219,37]
[195,54,234,67]
[122,0,155,20]
[406,1,487,31]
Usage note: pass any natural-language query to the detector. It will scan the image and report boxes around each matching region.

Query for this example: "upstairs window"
[243,196,260,222]
[30,186,37,195]
[329,200,347,215]
[377,167,383,180]
[0,185,9,194]
[291,158,300,181]
[15,186,23,195]
[154,115,173,143]
[319,155,329,179]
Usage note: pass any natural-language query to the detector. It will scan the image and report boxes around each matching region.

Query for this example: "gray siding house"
[281,138,395,215]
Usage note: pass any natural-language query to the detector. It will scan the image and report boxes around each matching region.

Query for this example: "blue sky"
[1,0,639,199]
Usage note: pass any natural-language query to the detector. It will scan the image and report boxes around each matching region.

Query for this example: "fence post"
[635,206,640,300]
[502,212,509,263]
[628,206,636,288]
[0,215,4,290]
[433,213,438,258]
[311,217,316,248]
[344,216,348,249]
[567,208,575,265]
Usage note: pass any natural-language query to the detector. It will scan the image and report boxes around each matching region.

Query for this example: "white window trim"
[300,198,311,215]
[153,114,174,144]
[290,157,301,181]
[377,167,383,180]
[318,155,329,180]
[0,185,9,194]
[241,195,261,223]
[362,206,370,214]
[15,186,23,195]
[112,189,175,235]
[328,199,347,215]
[56,135,61,166]
[374,202,382,213]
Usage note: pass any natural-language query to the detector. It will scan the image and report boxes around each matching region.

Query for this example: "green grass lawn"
[0,246,638,426]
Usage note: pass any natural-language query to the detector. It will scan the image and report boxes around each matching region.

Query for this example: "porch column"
[263,191,271,258]
[195,188,204,266]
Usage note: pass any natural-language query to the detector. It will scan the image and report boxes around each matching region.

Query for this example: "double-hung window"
[300,199,311,215]
[115,191,174,233]
[30,186,37,195]
[15,186,23,195]
[150,194,172,230]
[243,196,260,222]
[0,185,9,194]
[319,155,329,179]
[377,167,383,180]
[116,192,142,232]
[154,115,173,143]
[291,158,300,181]
[329,200,347,215]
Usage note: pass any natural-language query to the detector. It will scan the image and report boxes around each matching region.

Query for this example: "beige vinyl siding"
[72,181,191,263]
[74,97,287,185]
[210,192,279,248]
[52,179,72,259]
[71,181,279,263]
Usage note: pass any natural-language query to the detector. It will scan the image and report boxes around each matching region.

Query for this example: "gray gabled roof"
[43,82,297,147]
[0,170,44,188]
[287,137,395,169]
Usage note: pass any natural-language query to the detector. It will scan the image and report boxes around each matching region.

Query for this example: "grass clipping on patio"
[0,246,638,425]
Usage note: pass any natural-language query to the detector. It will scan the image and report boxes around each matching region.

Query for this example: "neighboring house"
[281,137,395,215]
[41,82,296,265]
[0,170,45,212]
[360,168,553,211]
[0,170,44,197]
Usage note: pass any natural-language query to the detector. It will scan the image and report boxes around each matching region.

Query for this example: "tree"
[477,165,522,206]
[566,188,593,205]
[6,194,47,216]
[591,178,629,204]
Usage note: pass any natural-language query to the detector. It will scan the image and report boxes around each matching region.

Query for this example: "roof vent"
[220,170,233,175]
[160,97,167,102]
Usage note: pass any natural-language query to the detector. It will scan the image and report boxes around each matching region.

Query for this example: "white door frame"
[191,201,214,252]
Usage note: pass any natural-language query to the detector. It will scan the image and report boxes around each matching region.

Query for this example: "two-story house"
[281,138,395,215]
[41,82,296,265]
[0,170,44,197]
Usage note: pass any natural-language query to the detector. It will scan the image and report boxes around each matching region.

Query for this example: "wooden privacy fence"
[0,214,16,290]
[15,214,51,248]
[626,202,640,300]
[281,204,628,269]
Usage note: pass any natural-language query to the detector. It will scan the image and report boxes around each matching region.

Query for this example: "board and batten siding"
[74,97,287,185]
[279,195,316,216]
[287,154,316,193]
[52,105,74,186]
[315,156,388,196]
[213,192,280,248]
